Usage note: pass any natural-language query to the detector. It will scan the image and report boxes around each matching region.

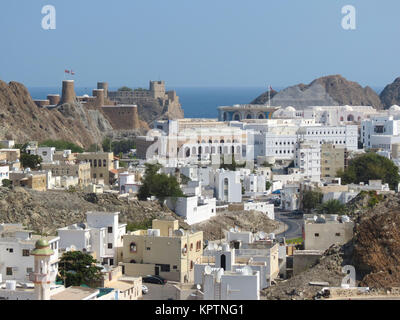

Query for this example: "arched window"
[98,159,102,167]
[246,113,252,119]
[103,160,106,167]
[185,147,190,157]
[347,114,354,122]
[93,159,97,167]
[220,139,225,144]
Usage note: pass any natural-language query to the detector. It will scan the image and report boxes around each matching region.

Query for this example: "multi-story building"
[75,152,114,184]
[213,169,242,203]
[294,141,321,182]
[57,211,127,266]
[121,219,203,283]
[361,115,400,151]
[0,224,59,284]
[320,143,348,180]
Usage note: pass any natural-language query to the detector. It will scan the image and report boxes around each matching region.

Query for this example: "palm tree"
[317,199,346,215]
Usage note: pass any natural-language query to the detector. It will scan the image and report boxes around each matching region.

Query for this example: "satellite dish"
[204,266,212,275]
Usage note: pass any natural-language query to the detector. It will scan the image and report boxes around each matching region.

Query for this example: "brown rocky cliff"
[0,80,113,148]
[380,77,400,109]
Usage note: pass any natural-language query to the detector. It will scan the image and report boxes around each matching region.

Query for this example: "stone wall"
[101,106,140,130]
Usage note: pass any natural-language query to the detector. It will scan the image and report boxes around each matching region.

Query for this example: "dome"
[35,239,49,249]
[83,94,89,98]
[285,106,296,112]
[390,105,400,111]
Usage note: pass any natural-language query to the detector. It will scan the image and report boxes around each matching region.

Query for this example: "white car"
[142,285,149,295]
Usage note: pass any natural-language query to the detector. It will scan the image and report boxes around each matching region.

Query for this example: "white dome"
[83,94,89,98]
[390,105,400,111]
[285,106,296,112]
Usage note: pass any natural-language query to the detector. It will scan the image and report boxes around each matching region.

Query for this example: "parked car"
[142,285,149,294]
[142,275,167,285]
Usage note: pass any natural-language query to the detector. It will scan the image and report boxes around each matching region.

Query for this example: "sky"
[0,0,399,88]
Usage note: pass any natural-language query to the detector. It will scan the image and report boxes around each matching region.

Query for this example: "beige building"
[0,149,20,162]
[9,171,47,191]
[41,162,91,187]
[321,144,348,179]
[303,214,354,251]
[75,152,114,184]
[121,219,203,283]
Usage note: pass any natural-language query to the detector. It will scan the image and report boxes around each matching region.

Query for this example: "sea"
[27,86,274,119]
[28,86,384,119]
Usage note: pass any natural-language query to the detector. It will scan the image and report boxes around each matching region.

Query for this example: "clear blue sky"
[0,0,399,88]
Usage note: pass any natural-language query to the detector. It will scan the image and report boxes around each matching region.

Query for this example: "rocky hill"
[263,192,400,300]
[0,80,113,148]
[380,77,400,109]
[0,187,278,241]
[251,75,383,109]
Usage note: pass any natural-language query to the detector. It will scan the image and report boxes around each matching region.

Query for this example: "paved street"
[274,210,303,239]
[141,283,179,300]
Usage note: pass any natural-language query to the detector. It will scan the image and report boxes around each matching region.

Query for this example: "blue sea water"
[28,86,384,119]
[28,86,272,119]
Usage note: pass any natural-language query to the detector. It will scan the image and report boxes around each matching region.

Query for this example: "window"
[108,243,113,249]
[6,267,12,276]
[146,247,151,251]
[108,227,113,233]
[130,242,137,253]
[173,265,178,269]
[314,233,319,237]
[26,268,33,274]
[7,248,13,253]
[335,233,341,236]
[22,249,30,257]
[190,243,193,251]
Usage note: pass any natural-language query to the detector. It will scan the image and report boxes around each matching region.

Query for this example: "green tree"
[338,152,400,190]
[39,140,84,153]
[265,181,272,191]
[118,86,133,92]
[102,137,112,152]
[20,153,42,169]
[302,190,323,212]
[138,163,184,201]
[57,251,103,288]
[2,179,12,188]
[316,199,346,215]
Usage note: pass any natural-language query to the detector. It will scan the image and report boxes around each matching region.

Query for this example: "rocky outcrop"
[0,80,113,148]
[251,75,383,109]
[380,77,400,109]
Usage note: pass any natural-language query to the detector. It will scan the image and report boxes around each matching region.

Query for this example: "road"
[274,210,303,239]
[141,283,178,300]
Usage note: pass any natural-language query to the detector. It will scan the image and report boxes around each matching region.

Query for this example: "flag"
[71,70,75,75]
[64,69,70,74]
[269,86,273,91]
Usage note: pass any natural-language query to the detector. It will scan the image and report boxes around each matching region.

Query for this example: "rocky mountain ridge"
[251,75,385,109]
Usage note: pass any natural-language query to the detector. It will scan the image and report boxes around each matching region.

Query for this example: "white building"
[232,119,358,160]
[243,174,266,194]
[213,169,242,203]
[119,172,138,194]
[166,196,216,225]
[0,224,59,284]
[0,165,10,184]
[243,201,275,220]
[294,140,321,182]
[361,115,400,151]
[27,146,56,163]
[57,211,127,266]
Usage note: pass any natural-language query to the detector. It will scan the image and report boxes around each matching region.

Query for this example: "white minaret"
[29,239,54,300]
